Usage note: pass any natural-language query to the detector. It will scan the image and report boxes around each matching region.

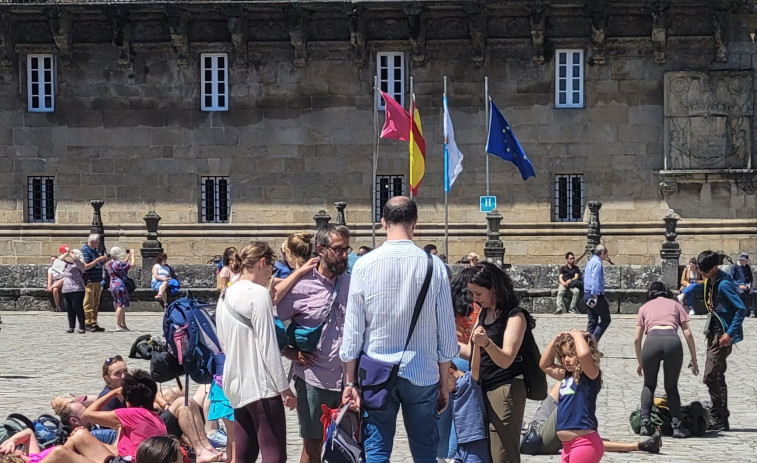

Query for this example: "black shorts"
[160,409,183,438]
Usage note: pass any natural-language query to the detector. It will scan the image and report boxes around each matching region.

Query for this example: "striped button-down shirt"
[339,240,459,386]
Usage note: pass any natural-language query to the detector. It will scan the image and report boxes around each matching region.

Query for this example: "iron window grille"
[375,175,404,222]
[27,54,54,112]
[555,49,584,108]
[201,176,230,223]
[201,53,228,111]
[377,52,405,109]
[554,174,584,222]
[27,176,55,223]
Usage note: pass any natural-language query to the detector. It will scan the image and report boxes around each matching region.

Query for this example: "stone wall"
[0,1,755,265]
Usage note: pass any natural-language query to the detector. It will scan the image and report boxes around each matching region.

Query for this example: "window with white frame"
[555,50,584,108]
[27,54,54,112]
[27,176,55,223]
[377,52,404,109]
[375,175,404,221]
[201,53,228,111]
[554,174,584,222]
[200,176,230,223]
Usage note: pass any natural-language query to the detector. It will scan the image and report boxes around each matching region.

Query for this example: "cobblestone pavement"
[1,311,756,462]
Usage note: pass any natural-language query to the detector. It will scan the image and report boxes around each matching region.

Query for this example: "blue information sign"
[479,196,497,213]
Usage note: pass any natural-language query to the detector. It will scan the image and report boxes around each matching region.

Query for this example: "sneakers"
[689,308,696,316]
[553,309,563,315]
[639,429,661,453]
[92,324,105,332]
[672,419,691,438]
[66,328,74,333]
[676,293,685,304]
[207,429,228,449]
[115,326,126,332]
[639,418,653,436]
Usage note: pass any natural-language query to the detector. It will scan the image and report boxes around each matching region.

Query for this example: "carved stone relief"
[226,15,248,68]
[288,10,308,69]
[48,10,72,67]
[651,7,667,64]
[529,6,545,65]
[166,10,189,69]
[467,7,487,67]
[712,10,728,64]
[0,12,14,75]
[347,8,366,69]
[406,6,426,66]
[664,72,752,170]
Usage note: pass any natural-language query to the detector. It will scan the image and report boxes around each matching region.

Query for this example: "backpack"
[681,401,708,437]
[0,413,34,445]
[320,404,364,463]
[163,294,225,384]
[130,334,167,361]
[33,414,68,449]
[629,404,673,436]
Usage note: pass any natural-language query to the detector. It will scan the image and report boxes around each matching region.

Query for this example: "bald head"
[382,196,417,227]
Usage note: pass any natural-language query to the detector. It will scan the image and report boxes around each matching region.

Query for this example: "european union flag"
[485,99,535,181]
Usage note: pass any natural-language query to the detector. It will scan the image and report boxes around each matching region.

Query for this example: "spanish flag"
[409,93,426,197]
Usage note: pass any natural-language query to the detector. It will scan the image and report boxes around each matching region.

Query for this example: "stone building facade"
[0,0,755,266]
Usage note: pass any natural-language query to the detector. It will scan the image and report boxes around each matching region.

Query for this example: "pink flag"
[380,91,411,141]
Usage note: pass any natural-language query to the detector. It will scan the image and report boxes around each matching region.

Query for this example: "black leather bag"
[521,320,548,401]
[124,277,137,294]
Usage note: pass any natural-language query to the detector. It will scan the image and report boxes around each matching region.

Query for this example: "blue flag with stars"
[485,99,535,181]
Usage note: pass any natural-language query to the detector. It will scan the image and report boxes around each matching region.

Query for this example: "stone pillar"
[314,209,331,229]
[584,201,602,257]
[484,210,505,268]
[660,209,681,289]
[89,200,106,253]
[140,211,163,288]
[334,201,347,226]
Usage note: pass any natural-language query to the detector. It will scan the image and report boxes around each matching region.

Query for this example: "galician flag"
[443,95,463,192]
[409,93,426,196]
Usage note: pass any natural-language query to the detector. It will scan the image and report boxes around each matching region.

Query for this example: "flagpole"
[443,76,449,259]
[408,76,414,200]
[372,75,379,248]
[485,76,490,196]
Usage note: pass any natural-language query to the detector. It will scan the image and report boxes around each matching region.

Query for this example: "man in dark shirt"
[81,233,107,331]
[555,252,581,314]
[698,250,746,431]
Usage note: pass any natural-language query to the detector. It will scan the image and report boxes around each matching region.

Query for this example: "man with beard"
[277,223,351,463]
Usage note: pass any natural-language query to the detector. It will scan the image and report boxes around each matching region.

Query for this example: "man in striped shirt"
[340,196,459,462]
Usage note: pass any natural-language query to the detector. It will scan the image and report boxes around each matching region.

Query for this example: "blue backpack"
[163,294,225,384]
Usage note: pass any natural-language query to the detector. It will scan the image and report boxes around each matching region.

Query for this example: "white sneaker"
[676,294,685,304]
[689,309,696,316]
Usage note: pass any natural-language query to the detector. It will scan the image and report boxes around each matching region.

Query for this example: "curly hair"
[555,332,602,387]
[122,369,158,410]
[467,262,519,315]
[0,455,25,463]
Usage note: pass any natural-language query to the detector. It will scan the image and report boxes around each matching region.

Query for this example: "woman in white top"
[215,241,296,463]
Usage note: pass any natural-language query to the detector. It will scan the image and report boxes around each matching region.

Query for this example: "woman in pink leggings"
[540,330,604,463]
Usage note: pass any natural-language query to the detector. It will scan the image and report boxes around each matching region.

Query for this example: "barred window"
[27,54,54,112]
[201,53,228,111]
[201,176,230,223]
[27,176,55,223]
[377,52,405,109]
[375,175,404,222]
[554,174,584,222]
[555,50,584,108]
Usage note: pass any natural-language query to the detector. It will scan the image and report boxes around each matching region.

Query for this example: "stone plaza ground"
[1,311,756,462]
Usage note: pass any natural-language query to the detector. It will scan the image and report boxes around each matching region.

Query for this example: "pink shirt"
[29,447,55,463]
[636,298,690,334]
[114,407,167,458]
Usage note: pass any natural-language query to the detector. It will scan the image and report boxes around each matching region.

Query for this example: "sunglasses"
[104,355,123,366]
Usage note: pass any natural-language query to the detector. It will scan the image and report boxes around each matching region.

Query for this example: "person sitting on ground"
[46,246,68,312]
[217,247,240,292]
[273,231,314,279]
[62,370,167,463]
[52,396,118,445]
[634,281,698,438]
[106,247,135,332]
[136,436,187,463]
[152,252,176,305]
[677,258,704,315]
[467,252,480,267]
[555,252,582,315]
[521,381,661,456]
[730,252,753,316]
[0,427,99,463]
[96,356,224,463]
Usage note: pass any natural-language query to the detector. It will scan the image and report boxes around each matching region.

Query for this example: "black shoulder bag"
[357,252,433,410]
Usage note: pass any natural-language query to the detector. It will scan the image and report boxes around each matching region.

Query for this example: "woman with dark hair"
[634,281,699,438]
[217,247,240,292]
[462,262,533,463]
[136,436,186,463]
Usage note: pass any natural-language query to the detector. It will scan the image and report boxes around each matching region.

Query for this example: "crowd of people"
[4,196,749,463]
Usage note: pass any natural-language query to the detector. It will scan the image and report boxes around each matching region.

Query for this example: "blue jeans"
[436,393,456,459]
[682,282,703,307]
[362,377,439,463]
[90,427,117,445]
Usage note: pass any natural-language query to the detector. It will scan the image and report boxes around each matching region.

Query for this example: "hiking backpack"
[33,414,68,449]
[163,294,225,384]
[320,404,364,463]
[0,413,34,445]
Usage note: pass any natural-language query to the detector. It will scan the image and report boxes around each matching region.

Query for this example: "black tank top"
[478,306,525,392]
